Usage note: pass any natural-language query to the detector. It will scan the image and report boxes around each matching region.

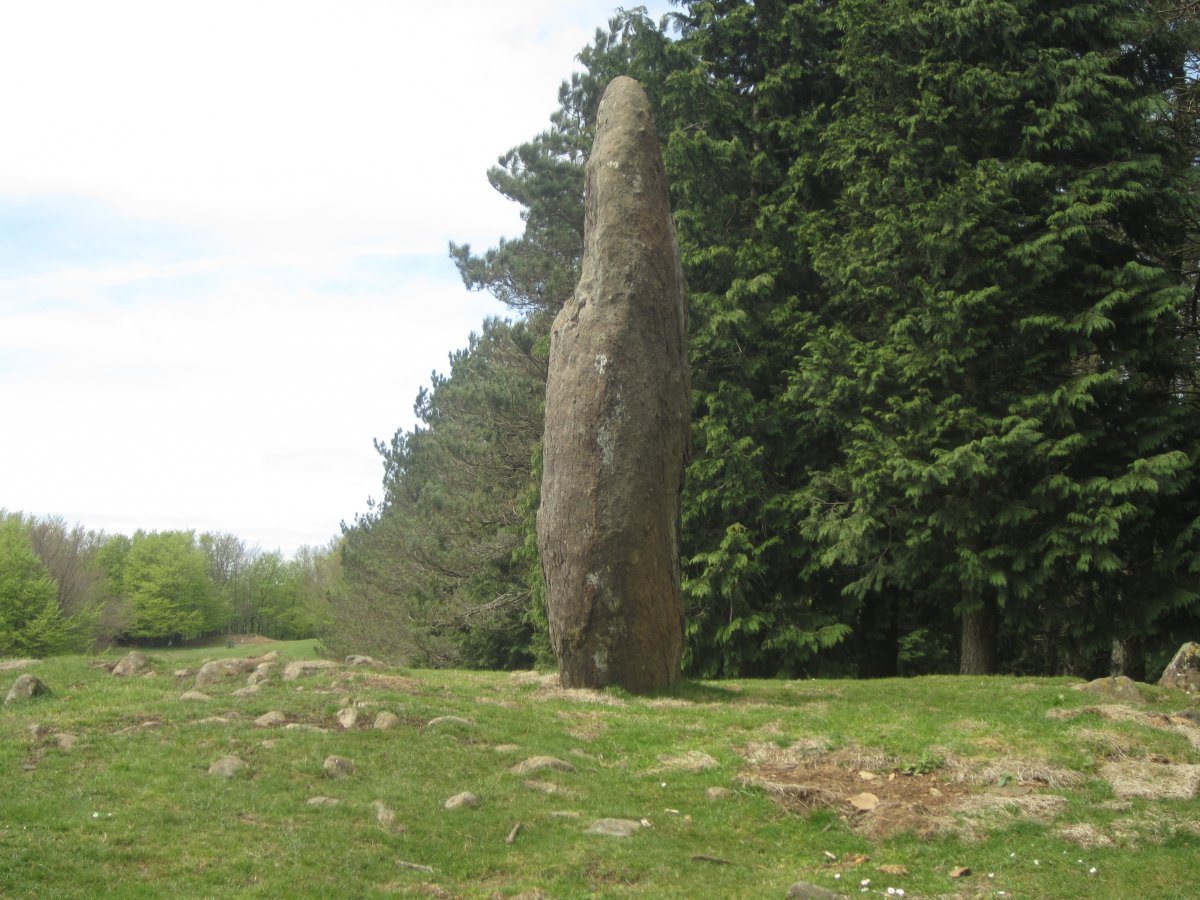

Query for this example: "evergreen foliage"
[335,0,1200,677]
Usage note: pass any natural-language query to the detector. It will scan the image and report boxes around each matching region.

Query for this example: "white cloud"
[0,0,674,553]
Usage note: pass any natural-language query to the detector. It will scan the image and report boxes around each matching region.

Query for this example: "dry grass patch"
[1099,760,1200,800]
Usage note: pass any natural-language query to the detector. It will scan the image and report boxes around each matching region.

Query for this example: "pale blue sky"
[0,0,675,554]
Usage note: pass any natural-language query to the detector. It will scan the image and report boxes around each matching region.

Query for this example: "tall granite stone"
[537,76,689,693]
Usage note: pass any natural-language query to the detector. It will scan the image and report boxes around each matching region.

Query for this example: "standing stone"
[537,75,689,693]
[1159,642,1200,693]
[112,651,151,677]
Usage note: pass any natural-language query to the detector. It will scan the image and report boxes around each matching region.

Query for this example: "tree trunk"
[1110,635,1146,681]
[959,598,998,675]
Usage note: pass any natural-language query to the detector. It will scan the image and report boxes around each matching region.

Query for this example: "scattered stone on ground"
[115,720,162,735]
[653,750,720,773]
[112,651,151,677]
[1072,675,1146,703]
[173,668,192,679]
[5,673,49,704]
[427,715,473,729]
[54,733,77,750]
[706,787,731,800]
[524,780,577,797]
[373,711,400,731]
[255,711,287,728]
[209,756,248,778]
[1159,642,1200,693]
[493,744,521,753]
[444,791,479,810]
[324,756,355,778]
[346,655,380,667]
[195,657,259,687]
[0,659,39,672]
[1100,759,1200,800]
[232,684,261,698]
[247,664,274,686]
[283,660,339,681]
[307,796,341,807]
[285,723,329,734]
[373,800,401,829]
[179,690,211,702]
[195,716,233,726]
[511,756,576,776]
[586,818,644,838]
[337,708,359,729]
[786,883,846,900]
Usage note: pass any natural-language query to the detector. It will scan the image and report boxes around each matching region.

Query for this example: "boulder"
[336,708,359,729]
[247,663,274,686]
[510,756,576,776]
[586,818,644,838]
[1071,675,1145,704]
[323,756,355,778]
[112,651,151,677]
[282,660,339,681]
[195,657,257,686]
[444,791,479,810]
[787,883,846,900]
[208,756,248,778]
[5,674,49,704]
[537,76,689,693]
[255,711,287,728]
[1159,642,1200,693]
[373,711,401,731]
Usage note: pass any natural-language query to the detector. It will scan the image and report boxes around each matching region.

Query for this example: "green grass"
[3,645,1199,898]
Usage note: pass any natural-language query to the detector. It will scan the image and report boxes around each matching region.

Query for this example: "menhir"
[537,76,689,693]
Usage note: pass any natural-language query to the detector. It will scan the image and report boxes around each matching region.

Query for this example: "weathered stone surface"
[444,791,479,810]
[323,755,355,778]
[0,658,39,672]
[179,690,211,702]
[786,882,846,899]
[1071,676,1145,703]
[345,655,380,667]
[232,684,261,698]
[510,756,576,776]
[373,711,401,731]
[537,75,689,693]
[112,651,151,677]
[247,663,274,686]
[307,796,341,808]
[283,660,339,681]
[1159,642,1200,693]
[195,657,258,686]
[337,708,359,729]
[209,756,247,778]
[586,817,644,837]
[255,711,287,728]
[5,674,49,704]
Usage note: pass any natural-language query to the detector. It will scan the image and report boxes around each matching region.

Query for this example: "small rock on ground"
[1072,675,1145,703]
[586,818,643,838]
[282,660,339,681]
[444,791,479,810]
[511,756,576,776]
[209,756,248,778]
[179,690,211,702]
[112,651,151,677]
[232,684,262,697]
[373,800,398,827]
[255,711,287,728]
[5,674,49,704]
[324,756,355,778]
[373,711,400,730]
[337,708,359,729]
[307,796,341,807]
[787,882,845,899]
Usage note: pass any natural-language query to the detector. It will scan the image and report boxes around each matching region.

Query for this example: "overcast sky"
[1,0,674,555]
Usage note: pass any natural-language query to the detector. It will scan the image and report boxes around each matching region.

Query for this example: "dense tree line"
[339,0,1199,679]
[0,511,335,656]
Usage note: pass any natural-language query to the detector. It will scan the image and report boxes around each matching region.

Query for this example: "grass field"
[3,642,1199,898]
